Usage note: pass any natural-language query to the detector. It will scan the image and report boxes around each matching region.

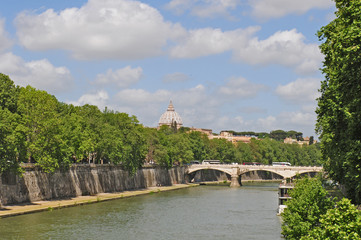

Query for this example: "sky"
[0,0,336,137]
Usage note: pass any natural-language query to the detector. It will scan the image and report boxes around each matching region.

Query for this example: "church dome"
[158,101,183,128]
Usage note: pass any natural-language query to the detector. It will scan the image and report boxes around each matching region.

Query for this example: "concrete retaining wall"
[0,164,187,205]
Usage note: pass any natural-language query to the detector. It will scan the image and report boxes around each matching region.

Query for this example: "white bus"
[202,160,221,165]
[272,162,291,166]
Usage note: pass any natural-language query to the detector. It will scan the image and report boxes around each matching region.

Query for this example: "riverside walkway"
[0,184,196,218]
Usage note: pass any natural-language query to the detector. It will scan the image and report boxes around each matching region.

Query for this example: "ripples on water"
[0,182,282,240]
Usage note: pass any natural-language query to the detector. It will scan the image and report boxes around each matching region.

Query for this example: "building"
[158,100,183,129]
[189,127,213,136]
[284,137,317,146]
[210,131,253,144]
[189,129,252,144]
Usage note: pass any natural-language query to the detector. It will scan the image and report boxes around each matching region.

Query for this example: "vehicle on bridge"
[190,161,200,164]
[242,162,261,165]
[272,162,291,166]
[202,160,221,164]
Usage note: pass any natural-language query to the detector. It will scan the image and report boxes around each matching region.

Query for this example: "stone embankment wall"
[0,164,187,205]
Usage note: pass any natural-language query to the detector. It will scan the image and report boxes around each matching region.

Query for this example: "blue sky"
[0,0,336,137]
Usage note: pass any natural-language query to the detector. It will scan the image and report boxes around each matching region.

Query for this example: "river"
[0,182,283,239]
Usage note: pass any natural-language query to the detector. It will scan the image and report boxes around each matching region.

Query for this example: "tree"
[167,133,193,165]
[236,142,254,163]
[270,130,288,141]
[308,136,314,145]
[17,86,69,172]
[282,177,334,239]
[0,73,19,113]
[316,0,361,203]
[209,138,237,163]
[303,198,361,240]
[0,108,22,174]
[189,131,211,161]
[102,110,147,173]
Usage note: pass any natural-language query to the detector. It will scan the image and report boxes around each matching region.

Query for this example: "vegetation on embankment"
[281,177,361,239]
[316,0,361,204]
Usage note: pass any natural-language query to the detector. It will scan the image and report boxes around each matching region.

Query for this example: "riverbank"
[0,184,198,218]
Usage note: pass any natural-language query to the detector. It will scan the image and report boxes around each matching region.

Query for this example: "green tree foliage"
[188,131,210,161]
[282,177,334,239]
[303,198,361,240]
[17,86,68,172]
[316,0,361,203]
[0,74,19,113]
[167,133,194,165]
[270,130,288,141]
[270,130,303,141]
[209,138,237,163]
[0,108,22,173]
[236,142,254,163]
[308,136,314,145]
[144,126,195,168]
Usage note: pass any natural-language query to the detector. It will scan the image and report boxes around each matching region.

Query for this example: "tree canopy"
[316,0,361,203]
[282,177,361,240]
[282,177,334,239]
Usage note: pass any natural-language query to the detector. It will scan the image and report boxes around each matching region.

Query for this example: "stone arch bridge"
[187,164,323,187]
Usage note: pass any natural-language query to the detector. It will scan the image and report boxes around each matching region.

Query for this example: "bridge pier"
[230,166,241,187]
[230,175,241,187]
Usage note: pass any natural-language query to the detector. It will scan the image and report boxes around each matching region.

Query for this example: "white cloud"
[115,88,170,106]
[249,0,334,20]
[278,111,315,127]
[164,0,195,16]
[68,90,109,110]
[218,76,266,98]
[0,19,12,52]
[166,0,333,20]
[113,88,172,124]
[162,72,190,83]
[15,0,185,60]
[13,0,323,74]
[275,78,321,104]
[0,52,73,94]
[257,116,277,131]
[165,0,239,19]
[232,29,323,74]
[170,27,322,74]
[169,27,259,58]
[94,66,143,88]
[230,110,316,137]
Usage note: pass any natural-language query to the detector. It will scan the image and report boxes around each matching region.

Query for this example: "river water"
[0,182,282,240]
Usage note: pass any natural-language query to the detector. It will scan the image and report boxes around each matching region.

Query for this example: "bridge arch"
[239,169,284,180]
[292,170,320,178]
[187,166,233,176]
[186,166,234,184]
